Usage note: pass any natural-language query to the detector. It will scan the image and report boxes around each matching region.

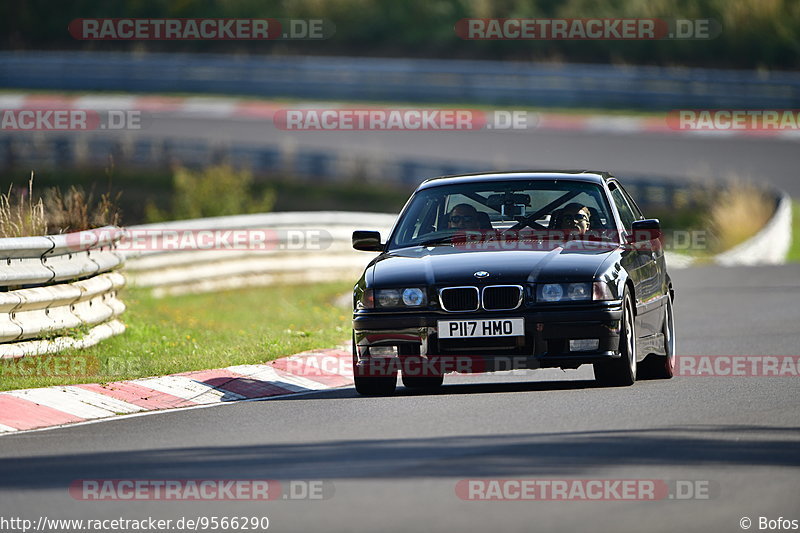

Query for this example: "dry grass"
[0,173,121,238]
[44,186,121,233]
[0,173,47,238]
[705,179,776,253]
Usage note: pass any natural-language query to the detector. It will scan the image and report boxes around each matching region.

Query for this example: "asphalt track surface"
[1,119,799,533]
[128,115,800,196]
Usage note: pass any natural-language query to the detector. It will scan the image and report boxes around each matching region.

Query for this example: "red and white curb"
[2,93,799,139]
[0,348,353,435]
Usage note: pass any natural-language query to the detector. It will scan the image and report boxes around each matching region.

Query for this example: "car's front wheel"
[640,294,675,379]
[399,348,444,391]
[353,344,397,396]
[354,373,397,396]
[401,373,444,391]
[594,289,637,386]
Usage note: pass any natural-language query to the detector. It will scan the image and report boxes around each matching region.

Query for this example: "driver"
[447,204,481,230]
[553,203,591,236]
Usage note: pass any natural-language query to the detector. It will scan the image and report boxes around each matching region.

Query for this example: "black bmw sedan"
[351,171,676,395]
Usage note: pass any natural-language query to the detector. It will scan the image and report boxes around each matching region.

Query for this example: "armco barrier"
[0,226,126,357]
[715,192,793,266]
[0,133,717,213]
[121,212,396,297]
[1,51,799,109]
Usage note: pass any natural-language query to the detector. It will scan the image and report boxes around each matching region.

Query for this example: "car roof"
[417,170,611,190]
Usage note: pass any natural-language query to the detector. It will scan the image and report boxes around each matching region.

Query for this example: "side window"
[618,184,644,220]
[398,197,438,241]
[609,185,637,230]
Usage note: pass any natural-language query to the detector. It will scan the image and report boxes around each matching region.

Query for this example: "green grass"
[788,200,800,263]
[0,282,353,391]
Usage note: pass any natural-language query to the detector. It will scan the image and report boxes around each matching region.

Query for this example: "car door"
[608,181,660,338]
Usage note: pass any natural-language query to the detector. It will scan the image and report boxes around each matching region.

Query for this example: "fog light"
[569,339,599,352]
[369,346,398,357]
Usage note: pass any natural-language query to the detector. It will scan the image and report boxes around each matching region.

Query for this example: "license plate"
[438,318,524,338]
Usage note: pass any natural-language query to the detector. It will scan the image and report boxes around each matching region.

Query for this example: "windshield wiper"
[416,235,460,246]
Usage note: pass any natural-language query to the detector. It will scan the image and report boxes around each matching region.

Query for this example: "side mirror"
[627,219,662,244]
[353,230,383,252]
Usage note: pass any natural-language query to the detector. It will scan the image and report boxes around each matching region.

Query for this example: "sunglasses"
[559,213,589,222]
[450,215,475,223]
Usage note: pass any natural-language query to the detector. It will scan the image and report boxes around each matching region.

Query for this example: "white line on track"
[227,364,332,391]
[134,375,246,404]
[4,386,144,419]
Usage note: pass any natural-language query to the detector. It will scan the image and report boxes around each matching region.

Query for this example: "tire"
[401,374,444,391]
[400,351,444,391]
[641,295,675,379]
[353,340,397,396]
[354,374,397,396]
[594,288,637,386]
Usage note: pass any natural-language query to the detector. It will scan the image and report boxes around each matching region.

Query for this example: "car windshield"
[389,179,617,249]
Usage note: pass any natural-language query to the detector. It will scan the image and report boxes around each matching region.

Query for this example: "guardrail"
[121,212,396,297]
[0,227,126,357]
[715,192,793,266]
[0,133,716,213]
[1,51,799,109]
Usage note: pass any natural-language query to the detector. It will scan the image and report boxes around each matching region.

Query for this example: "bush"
[145,165,276,221]
[705,180,775,253]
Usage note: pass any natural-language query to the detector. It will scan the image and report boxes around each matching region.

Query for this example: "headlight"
[567,282,591,300]
[540,283,564,302]
[401,288,426,306]
[375,288,401,307]
[538,282,592,302]
[361,288,428,309]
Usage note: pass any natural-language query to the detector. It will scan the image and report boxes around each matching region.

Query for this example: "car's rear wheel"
[353,342,397,396]
[641,295,675,379]
[594,289,636,386]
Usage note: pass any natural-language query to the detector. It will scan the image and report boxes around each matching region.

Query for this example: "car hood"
[368,243,619,286]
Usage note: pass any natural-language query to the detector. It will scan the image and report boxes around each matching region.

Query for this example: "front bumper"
[353,300,623,372]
